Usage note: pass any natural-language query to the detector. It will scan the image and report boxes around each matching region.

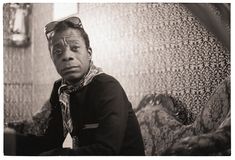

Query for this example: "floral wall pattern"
[78,3,230,119]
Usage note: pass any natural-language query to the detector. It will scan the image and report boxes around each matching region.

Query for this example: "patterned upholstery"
[136,94,194,155]
[136,77,230,156]
[6,77,231,156]
[193,77,230,134]
[6,100,52,136]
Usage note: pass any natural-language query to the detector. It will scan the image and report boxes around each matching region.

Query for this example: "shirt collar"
[58,61,103,95]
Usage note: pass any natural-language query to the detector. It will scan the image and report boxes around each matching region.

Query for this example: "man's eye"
[71,46,79,52]
[53,49,63,55]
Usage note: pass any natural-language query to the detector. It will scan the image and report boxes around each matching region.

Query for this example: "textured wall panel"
[3,4,33,122]
[4,4,59,121]
[78,3,230,118]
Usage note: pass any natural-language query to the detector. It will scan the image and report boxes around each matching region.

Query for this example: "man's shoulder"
[93,73,120,84]
[52,78,62,91]
[90,73,124,91]
[54,78,62,85]
[91,73,125,96]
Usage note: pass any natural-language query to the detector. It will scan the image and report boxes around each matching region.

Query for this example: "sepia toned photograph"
[3,2,230,156]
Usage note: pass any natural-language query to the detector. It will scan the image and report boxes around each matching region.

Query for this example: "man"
[5,15,145,156]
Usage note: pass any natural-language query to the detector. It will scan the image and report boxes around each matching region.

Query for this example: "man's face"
[50,28,91,84]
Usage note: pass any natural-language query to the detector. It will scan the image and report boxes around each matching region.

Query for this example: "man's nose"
[62,47,74,61]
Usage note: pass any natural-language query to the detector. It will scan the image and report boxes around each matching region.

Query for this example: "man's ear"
[88,47,92,60]
[48,44,54,60]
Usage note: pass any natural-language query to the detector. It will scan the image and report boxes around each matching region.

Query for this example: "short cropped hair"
[48,21,91,50]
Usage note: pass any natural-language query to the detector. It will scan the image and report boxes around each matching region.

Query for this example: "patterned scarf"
[58,62,103,137]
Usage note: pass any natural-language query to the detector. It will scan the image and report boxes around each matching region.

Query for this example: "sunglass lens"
[66,17,82,26]
[45,21,58,34]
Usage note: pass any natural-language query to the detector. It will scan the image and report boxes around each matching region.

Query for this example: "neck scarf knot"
[58,62,103,137]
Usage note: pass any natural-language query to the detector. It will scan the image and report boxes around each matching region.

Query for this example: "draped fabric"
[137,77,230,155]
[183,3,230,49]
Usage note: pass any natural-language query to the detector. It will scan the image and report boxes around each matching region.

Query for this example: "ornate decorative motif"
[136,78,230,155]
[79,3,230,118]
[193,77,230,134]
[135,94,193,125]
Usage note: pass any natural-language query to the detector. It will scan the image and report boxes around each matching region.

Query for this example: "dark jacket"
[18,73,145,156]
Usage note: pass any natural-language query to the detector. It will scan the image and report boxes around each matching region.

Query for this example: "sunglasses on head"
[45,16,83,40]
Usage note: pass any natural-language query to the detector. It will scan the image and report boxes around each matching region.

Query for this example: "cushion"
[136,94,194,155]
[193,77,230,134]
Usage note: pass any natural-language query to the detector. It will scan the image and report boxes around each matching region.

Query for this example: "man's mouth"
[61,66,80,73]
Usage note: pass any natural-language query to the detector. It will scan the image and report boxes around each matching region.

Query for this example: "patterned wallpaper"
[3,4,33,122]
[4,3,230,122]
[4,4,59,122]
[78,3,230,119]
